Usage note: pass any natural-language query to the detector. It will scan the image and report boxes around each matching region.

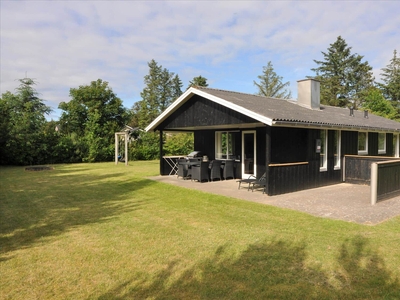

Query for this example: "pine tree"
[311,36,374,107]
[136,59,182,128]
[254,61,292,99]
[378,49,400,102]
[188,75,208,89]
[0,78,51,165]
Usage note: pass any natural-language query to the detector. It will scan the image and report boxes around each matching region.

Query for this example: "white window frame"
[378,132,386,154]
[395,134,399,158]
[333,130,341,170]
[358,132,368,155]
[320,129,327,172]
[215,131,238,160]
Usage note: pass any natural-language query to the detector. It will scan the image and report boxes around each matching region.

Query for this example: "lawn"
[1,161,400,299]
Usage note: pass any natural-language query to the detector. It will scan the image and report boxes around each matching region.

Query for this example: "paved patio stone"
[149,176,400,225]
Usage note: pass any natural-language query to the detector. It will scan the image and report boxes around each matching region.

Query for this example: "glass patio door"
[242,131,256,178]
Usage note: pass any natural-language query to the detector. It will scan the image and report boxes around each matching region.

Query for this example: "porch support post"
[124,131,128,166]
[371,162,378,205]
[115,133,119,165]
[159,130,164,175]
[265,125,271,195]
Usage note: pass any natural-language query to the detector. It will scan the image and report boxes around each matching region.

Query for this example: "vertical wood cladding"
[271,127,308,163]
[158,95,257,130]
[387,133,394,156]
[341,131,358,155]
[368,132,379,156]
[255,127,267,178]
[194,130,215,158]
[377,162,400,197]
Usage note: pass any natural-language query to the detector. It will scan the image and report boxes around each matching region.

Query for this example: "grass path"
[1,161,400,299]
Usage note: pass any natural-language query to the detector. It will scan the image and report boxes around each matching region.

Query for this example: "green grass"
[1,161,400,299]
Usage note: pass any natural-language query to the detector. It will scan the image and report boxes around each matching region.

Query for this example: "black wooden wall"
[158,95,257,130]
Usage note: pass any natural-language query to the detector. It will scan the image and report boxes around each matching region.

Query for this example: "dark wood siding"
[271,127,308,163]
[345,155,400,185]
[268,163,310,195]
[194,130,215,158]
[377,161,400,197]
[368,132,379,156]
[387,133,394,156]
[158,95,258,130]
[341,130,358,155]
[256,127,266,178]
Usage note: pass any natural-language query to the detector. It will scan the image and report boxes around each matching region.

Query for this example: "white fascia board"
[145,88,273,132]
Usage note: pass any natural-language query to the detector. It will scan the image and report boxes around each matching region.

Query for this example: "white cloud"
[1,1,399,119]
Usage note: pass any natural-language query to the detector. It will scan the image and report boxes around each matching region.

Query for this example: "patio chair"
[191,161,210,182]
[187,158,201,178]
[209,160,222,181]
[237,172,266,191]
[250,174,267,194]
[222,160,235,180]
[177,159,189,179]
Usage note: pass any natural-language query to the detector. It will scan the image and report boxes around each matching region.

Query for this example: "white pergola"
[115,131,129,166]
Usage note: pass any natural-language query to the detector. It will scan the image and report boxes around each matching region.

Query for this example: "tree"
[361,87,397,120]
[128,60,186,160]
[377,49,400,102]
[58,79,128,162]
[311,36,374,107]
[187,75,208,89]
[254,61,292,99]
[135,59,183,128]
[0,78,51,165]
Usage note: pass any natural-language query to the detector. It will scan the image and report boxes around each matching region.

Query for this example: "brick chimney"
[297,79,320,110]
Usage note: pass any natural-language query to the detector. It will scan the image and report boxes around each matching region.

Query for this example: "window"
[358,132,368,155]
[320,130,327,171]
[215,131,239,159]
[378,133,386,154]
[333,130,341,169]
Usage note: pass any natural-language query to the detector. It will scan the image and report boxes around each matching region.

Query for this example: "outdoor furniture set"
[177,158,236,182]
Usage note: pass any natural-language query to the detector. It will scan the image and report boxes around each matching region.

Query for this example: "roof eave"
[272,120,400,132]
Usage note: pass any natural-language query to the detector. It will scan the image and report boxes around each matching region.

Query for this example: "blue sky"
[1,1,399,120]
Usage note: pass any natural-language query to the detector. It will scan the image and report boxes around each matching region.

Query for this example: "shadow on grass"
[0,166,157,256]
[97,236,400,300]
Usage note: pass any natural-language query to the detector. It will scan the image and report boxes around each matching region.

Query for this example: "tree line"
[1,36,399,165]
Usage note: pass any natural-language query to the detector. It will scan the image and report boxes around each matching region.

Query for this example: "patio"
[149,176,400,225]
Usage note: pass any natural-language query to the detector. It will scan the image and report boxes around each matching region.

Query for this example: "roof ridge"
[197,86,295,102]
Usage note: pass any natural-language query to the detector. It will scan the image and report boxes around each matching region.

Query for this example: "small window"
[320,130,327,171]
[378,133,386,154]
[358,132,368,155]
[333,130,341,170]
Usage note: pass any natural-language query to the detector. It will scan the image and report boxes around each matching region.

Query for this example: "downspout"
[265,125,272,195]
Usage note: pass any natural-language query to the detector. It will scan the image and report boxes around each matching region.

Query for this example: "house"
[145,79,400,195]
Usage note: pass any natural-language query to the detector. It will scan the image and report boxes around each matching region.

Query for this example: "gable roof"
[146,87,400,133]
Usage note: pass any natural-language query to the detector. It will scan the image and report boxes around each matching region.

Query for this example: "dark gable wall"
[158,95,258,130]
